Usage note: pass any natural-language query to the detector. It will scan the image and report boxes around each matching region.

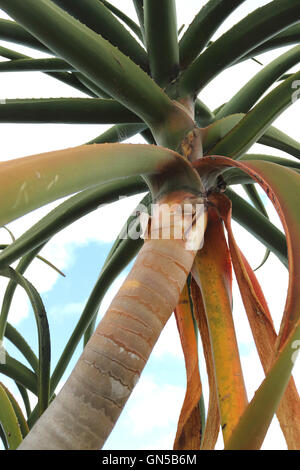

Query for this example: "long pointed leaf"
[239,24,300,63]
[0,267,50,416]
[217,45,300,119]
[0,57,76,73]
[212,192,300,449]
[178,0,300,97]
[0,98,140,124]
[0,18,50,53]
[179,0,246,69]
[190,278,220,449]
[194,155,300,448]
[1,382,29,439]
[0,178,145,269]
[207,72,300,159]
[173,282,203,450]
[0,0,174,129]
[194,207,248,445]
[259,126,300,160]
[51,0,148,71]
[99,0,143,42]
[0,382,23,449]
[225,188,288,268]
[0,142,201,228]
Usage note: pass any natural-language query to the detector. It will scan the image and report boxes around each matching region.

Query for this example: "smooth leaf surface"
[0,143,201,228]
[174,282,203,450]
[179,0,246,69]
[178,0,300,97]
[0,0,174,129]
[194,208,248,445]
[0,382,23,449]
[211,192,300,449]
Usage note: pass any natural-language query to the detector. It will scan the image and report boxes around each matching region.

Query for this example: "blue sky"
[0,0,299,451]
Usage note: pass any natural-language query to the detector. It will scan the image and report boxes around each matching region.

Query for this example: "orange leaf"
[173,283,203,450]
[211,192,300,449]
[190,278,221,450]
[194,206,248,445]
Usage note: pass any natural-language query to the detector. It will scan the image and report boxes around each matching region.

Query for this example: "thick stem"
[18,193,205,450]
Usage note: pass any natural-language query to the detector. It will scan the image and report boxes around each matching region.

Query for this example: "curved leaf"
[179,0,246,69]
[259,126,300,160]
[225,188,288,268]
[239,24,300,63]
[0,45,95,97]
[178,0,300,97]
[194,156,300,448]
[0,382,22,449]
[0,142,201,229]
[204,71,300,159]
[216,45,300,119]
[99,0,143,42]
[4,323,38,374]
[1,382,29,439]
[173,282,203,450]
[211,192,300,449]
[0,0,174,129]
[0,354,37,395]
[51,0,148,71]
[194,207,248,445]
[0,267,50,416]
[0,178,145,269]
[0,18,50,53]
[190,278,220,449]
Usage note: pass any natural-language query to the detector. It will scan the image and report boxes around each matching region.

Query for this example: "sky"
[0,0,299,451]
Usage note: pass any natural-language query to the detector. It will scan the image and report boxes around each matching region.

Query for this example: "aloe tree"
[0,0,300,450]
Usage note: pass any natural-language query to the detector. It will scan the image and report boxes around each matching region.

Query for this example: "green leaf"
[0,18,50,53]
[239,23,300,63]
[86,124,147,145]
[178,0,300,97]
[144,0,179,87]
[240,154,300,171]
[0,57,76,72]
[4,323,39,374]
[0,142,201,229]
[0,0,173,129]
[259,126,300,160]
[0,382,23,449]
[1,382,29,439]
[0,45,95,97]
[242,183,271,271]
[209,71,300,159]
[132,0,145,41]
[226,188,288,268]
[0,354,37,395]
[195,99,215,127]
[0,98,140,124]
[179,0,246,69]
[51,0,148,71]
[216,45,300,119]
[99,0,143,42]
[15,383,31,421]
[0,178,145,270]
[0,246,44,343]
[0,267,50,416]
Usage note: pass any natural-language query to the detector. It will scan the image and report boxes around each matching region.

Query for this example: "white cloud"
[126,375,185,437]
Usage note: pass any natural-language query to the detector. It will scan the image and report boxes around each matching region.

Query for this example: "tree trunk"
[19,229,198,449]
